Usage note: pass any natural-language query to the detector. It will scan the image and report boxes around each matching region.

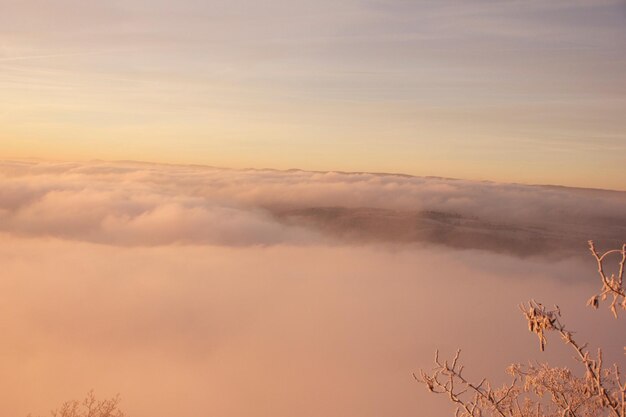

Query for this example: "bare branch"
[417,242,626,417]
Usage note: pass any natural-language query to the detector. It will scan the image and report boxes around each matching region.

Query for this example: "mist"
[1,159,624,254]
[0,159,624,416]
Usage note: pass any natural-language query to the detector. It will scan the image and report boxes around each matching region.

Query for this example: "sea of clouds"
[1,159,624,250]
[0,159,624,417]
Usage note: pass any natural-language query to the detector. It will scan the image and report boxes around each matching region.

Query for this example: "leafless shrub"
[29,391,125,417]
[416,349,518,417]
[417,241,626,417]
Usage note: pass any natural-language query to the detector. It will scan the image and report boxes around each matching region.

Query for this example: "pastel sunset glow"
[2,0,625,188]
[0,2,625,417]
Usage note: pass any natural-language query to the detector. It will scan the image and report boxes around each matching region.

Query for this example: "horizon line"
[2,155,625,194]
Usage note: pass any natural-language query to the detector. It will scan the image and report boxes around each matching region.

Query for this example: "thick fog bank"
[1,159,624,256]
[1,236,623,417]
[0,159,623,416]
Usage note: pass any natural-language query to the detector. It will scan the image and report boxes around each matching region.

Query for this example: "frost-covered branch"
[587,241,626,318]
[416,350,515,417]
[417,242,626,417]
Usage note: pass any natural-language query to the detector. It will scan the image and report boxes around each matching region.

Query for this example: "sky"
[1,159,625,417]
[1,0,625,189]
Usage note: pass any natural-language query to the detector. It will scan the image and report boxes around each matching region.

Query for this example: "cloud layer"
[1,159,624,254]
[2,234,622,417]
[0,159,624,416]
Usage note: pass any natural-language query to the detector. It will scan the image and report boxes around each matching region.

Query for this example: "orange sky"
[2,0,625,189]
